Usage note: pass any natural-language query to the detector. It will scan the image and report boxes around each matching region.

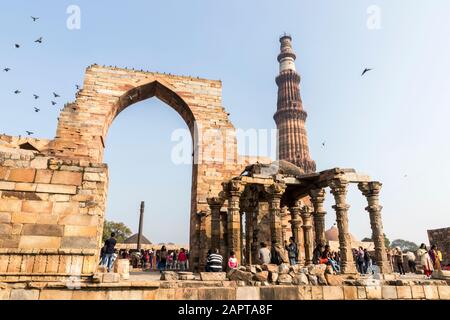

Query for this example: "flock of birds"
[2,16,80,137]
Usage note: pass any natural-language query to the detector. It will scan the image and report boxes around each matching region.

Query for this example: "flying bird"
[15,44,20,48]
[35,37,43,44]
[53,92,60,98]
[33,94,39,99]
[34,107,40,113]
[31,16,39,22]
[75,85,80,90]
[14,90,21,94]
[26,131,34,136]
[361,68,372,76]
[51,101,57,106]
[3,68,11,72]
[322,141,326,147]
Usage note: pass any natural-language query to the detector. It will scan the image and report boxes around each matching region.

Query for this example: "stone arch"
[46,65,241,271]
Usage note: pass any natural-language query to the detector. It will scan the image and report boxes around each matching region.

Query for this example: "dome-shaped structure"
[325,223,359,242]
[123,233,152,245]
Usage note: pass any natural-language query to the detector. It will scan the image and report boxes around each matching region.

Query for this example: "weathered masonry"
[0,65,261,278]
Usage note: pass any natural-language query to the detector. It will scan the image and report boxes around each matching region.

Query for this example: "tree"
[361,234,390,248]
[391,239,419,252]
[102,220,132,243]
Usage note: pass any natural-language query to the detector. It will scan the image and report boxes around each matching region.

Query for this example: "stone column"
[310,188,327,247]
[329,179,357,274]
[207,196,225,252]
[220,211,228,259]
[289,201,304,265]
[245,210,254,265]
[300,205,314,265]
[358,181,391,274]
[223,180,244,263]
[265,183,287,245]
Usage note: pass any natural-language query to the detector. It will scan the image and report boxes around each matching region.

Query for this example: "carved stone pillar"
[220,211,228,259]
[300,205,314,265]
[245,210,254,265]
[358,181,391,274]
[329,179,357,274]
[207,196,225,252]
[223,180,244,263]
[289,201,304,265]
[310,188,327,247]
[265,183,286,245]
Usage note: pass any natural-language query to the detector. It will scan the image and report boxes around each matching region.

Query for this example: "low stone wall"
[0,280,449,300]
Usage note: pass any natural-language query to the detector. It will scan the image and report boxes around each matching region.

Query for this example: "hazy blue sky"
[0,1,449,245]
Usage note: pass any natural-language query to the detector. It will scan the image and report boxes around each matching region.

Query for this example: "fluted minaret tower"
[274,34,316,173]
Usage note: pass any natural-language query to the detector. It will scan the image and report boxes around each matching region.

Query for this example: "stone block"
[228,269,253,282]
[35,170,53,183]
[423,285,439,300]
[261,264,278,272]
[396,286,412,299]
[53,202,79,215]
[200,272,226,281]
[198,287,235,300]
[307,263,326,276]
[323,286,344,300]
[19,236,61,249]
[30,157,49,169]
[0,199,21,212]
[357,286,367,299]
[343,286,358,300]
[278,263,290,274]
[8,168,36,183]
[102,272,120,283]
[307,274,318,285]
[277,274,292,284]
[174,288,198,300]
[0,167,8,180]
[236,287,260,300]
[22,200,53,213]
[292,273,308,285]
[382,286,398,300]
[253,271,269,282]
[22,224,63,236]
[297,286,312,300]
[366,286,382,299]
[64,225,97,237]
[437,285,450,299]
[272,286,300,300]
[161,271,178,281]
[51,171,82,186]
[411,285,425,299]
[0,212,11,223]
[154,288,176,300]
[0,181,16,190]
[11,212,38,224]
[40,289,74,300]
[311,286,323,300]
[72,290,107,300]
[36,184,77,195]
[14,183,37,192]
[269,271,278,283]
[325,274,345,286]
[10,289,39,300]
[0,223,12,235]
[259,287,274,300]
[61,236,96,249]
[59,214,97,226]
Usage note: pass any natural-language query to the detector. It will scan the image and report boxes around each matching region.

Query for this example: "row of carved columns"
[203,177,390,274]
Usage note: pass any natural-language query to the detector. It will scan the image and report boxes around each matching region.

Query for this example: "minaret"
[274,34,316,173]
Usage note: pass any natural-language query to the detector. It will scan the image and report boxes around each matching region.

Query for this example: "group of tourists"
[120,246,190,273]
[353,246,373,274]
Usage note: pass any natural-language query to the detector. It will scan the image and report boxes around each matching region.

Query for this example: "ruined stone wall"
[0,145,108,280]
[428,227,450,266]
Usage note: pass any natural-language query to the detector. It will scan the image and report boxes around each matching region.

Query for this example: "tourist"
[356,247,365,274]
[206,248,223,272]
[158,246,168,273]
[417,244,433,278]
[312,243,324,264]
[228,251,238,269]
[149,248,154,270]
[322,246,340,273]
[143,250,150,271]
[178,248,188,271]
[394,247,405,275]
[172,250,179,270]
[286,237,298,265]
[363,249,372,274]
[101,232,117,272]
[258,242,271,264]
[406,251,417,273]
[167,251,173,270]
[429,245,442,271]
